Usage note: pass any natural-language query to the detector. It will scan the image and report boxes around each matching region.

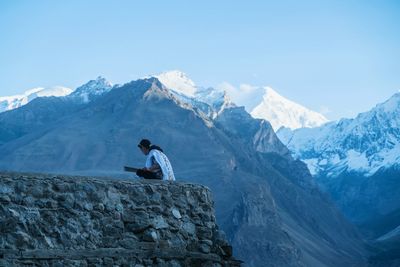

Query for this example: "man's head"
[138,139,151,155]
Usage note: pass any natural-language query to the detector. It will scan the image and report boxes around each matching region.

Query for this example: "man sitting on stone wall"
[135,139,176,181]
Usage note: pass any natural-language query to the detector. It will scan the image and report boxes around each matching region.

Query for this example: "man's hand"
[142,167,149,171]
[123,166,139,173]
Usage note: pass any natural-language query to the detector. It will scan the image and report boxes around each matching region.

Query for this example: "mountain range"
[0,86,72,113]
[156,70,329,130]
[1,71,328,132]
[277,92,400,264]
[0,72,367,266]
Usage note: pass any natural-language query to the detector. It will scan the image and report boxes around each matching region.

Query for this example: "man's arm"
[147,162,161,172]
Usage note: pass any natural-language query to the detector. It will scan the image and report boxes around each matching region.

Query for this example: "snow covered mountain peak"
[259,86,296,107]
[219,83,329,131]
[264,86,282,98]
[153,73,328,130]
[154,70,197,97]
[0,86,73,113]
[70,76,113,102]
[152,71,235,118]
[251,86,329,131]
[375,91,400,113]
[278,91,400,177]
[82,76,113,91]
[23,87,45,96]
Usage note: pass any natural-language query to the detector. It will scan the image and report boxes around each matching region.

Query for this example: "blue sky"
[0,0,399,120]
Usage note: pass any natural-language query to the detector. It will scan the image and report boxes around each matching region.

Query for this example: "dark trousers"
[136,169,162,180]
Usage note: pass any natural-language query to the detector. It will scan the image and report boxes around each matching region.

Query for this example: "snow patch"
[69,76,113,102]
[346,150,370,172]
[0,86,73,113]
[303,158,319,176]
[377,224,400,242]
[155,70,197,97]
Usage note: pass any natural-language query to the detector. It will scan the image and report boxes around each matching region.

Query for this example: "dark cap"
[138,139,151,149]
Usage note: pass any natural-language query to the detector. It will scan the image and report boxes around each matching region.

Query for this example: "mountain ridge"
[276,91,400,264]
[0,76,367,266]
[0,70,330,132]
[277,91,400,177]
[0,86,72,113]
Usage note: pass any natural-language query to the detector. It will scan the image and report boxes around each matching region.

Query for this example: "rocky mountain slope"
[277,92,400,265]
[0,76,367,266]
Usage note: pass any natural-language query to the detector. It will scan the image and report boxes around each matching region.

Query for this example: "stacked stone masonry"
[0,172,241,267]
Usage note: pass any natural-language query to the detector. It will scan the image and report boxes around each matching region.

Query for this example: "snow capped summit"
[218,83,329,131]
[0,86,72,113]
[277,91,400,232]
[154,71,327,128]
[153,70,235,118]
[1,72,328,132]
[0,76,114,113]
[69,76,113,102]
[375,91,400,113]
[155,70,197,97]
[251,86,329,131]
[277,91,400,176]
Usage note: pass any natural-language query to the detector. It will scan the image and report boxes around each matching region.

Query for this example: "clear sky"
[0,0,399,120]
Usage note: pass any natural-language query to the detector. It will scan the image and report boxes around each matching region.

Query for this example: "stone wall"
[0,172,241,267]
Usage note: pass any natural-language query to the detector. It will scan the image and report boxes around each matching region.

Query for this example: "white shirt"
[145,149,176,181]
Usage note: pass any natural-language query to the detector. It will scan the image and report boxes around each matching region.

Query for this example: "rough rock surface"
[0,172,240,267]
[0,78,368,266]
